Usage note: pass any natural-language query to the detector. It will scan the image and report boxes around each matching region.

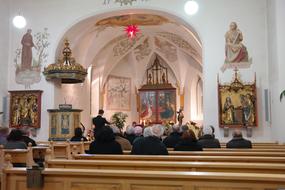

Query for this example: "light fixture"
[124,25,140,39]
[184,0,199,15]
[13,15,26,29]
[103,0,147,6]
[43,39,88,84]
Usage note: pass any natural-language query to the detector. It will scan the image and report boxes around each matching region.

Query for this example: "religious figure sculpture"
[177,108,184,126]
[223,97,235,124]
[240,94,255,125]
[225,22,248,64]
[21,29,35,70]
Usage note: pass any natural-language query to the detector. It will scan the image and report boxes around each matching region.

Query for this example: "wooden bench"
[73,154,285,163]
[2,168,285,190]
[45,159,285,174]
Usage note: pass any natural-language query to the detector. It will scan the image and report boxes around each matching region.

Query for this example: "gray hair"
[151,125,164,138]
[203,125,213,135]
[143,127,152,137]
[111,125,120,134]
[172,125,180,132]
[125,125,134,135]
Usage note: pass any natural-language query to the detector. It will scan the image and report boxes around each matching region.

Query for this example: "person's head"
[111,125,120,135]
[181,129,197,141]
[0,127,9,137]
[143,127,152,137]
[172,125,180,133]
[125,125,134,135]
[209,125,215,134]
[203,125,213,136]
[180,125,189,133]
[7,129,23,141]
[230,22,237,30]
[134,126,143,136]
[132,121,137,127]
[74,127,83,137]
[27,29,32,34]
[98,109,104,115]
[151,125,164,138]
[233,129,243,138]
[96,126,115,142]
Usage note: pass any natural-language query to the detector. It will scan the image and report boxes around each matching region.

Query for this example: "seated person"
[132,126,143,144]
[131,125,168,155]
[174,128,203,151]
[124,125,136,144]
[70,127,88,142]
[20,126,37,146]
[111,125,132,151]
[163,125,181,148]
[198,125,221,148]
[89,126,123,154]
[226,129,252,148]
[4,129,27,149]
[0,126,9,145]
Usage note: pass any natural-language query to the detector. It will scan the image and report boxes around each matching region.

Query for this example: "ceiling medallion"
[103,0,147,6]
[43,39,87,84]
[124,25,140,39]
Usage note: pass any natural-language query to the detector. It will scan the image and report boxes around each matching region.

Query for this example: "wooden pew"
[2,168,285,190]
[0,144,36,168]
[167,151,285,157]
[73,154,285,163]
[45,159,285,174]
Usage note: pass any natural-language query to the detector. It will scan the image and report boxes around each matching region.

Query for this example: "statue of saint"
[223,97,235,124]
[225,22,248,64]
[148,73,152,84]
[177,108,184,126]
[21,29,34,70]
[240,94,255,125]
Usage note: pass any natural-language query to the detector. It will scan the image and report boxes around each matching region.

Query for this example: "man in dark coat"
[198,125,220,148]
[131,125,168,155]
[92,109,110,137]
[163,125,181,148]
[226,129,252,148]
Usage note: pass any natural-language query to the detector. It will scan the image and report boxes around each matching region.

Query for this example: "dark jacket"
[226,137,252,148]
[162,132,181,148]
[92,115,110,135]
[174,138,203,151]
[70,136,88,142]
[198,135,221,148]
[131,136,168,155]
[22,136,37,146]
[89,140,123,154]
[125,134,137,145]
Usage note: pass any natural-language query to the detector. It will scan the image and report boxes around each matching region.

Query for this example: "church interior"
[0,0,285,189]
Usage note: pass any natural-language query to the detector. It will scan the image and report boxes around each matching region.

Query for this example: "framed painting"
[105,75,131,111]
[157,90,176,122]
[139,91,157,122]
[218,72,258,128]
[9,90,43,128]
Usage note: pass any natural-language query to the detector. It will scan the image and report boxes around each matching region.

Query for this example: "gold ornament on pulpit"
[43,39,87,84]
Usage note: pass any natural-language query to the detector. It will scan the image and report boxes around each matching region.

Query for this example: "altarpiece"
[139,57,176,124]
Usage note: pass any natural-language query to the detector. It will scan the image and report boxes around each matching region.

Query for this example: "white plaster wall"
[6,0,275,141]
[267,0,285,143]
[0,0,9,125]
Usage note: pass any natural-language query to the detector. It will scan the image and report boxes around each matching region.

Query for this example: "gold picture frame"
[9,90,43,128]
[218,70,258,128]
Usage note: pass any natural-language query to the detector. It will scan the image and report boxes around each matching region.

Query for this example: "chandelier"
[103,0,147,6]
[43,39,87,84]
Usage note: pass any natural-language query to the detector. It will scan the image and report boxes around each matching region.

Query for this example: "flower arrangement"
[111,112,128,131]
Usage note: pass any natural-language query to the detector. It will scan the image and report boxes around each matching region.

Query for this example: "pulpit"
[47,106,82,141]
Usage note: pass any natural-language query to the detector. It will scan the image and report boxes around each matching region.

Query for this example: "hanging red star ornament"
[124,25,140,39]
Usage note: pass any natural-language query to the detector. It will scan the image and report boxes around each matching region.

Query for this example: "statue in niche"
[222,97,235,124]
[161,72,166,84]
[177,108,184,126]
[225,22,248,64]
[240,94,255,125]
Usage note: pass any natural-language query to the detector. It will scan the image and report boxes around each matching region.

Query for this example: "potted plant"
[111,112,128,132]
[280,90,285,102]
